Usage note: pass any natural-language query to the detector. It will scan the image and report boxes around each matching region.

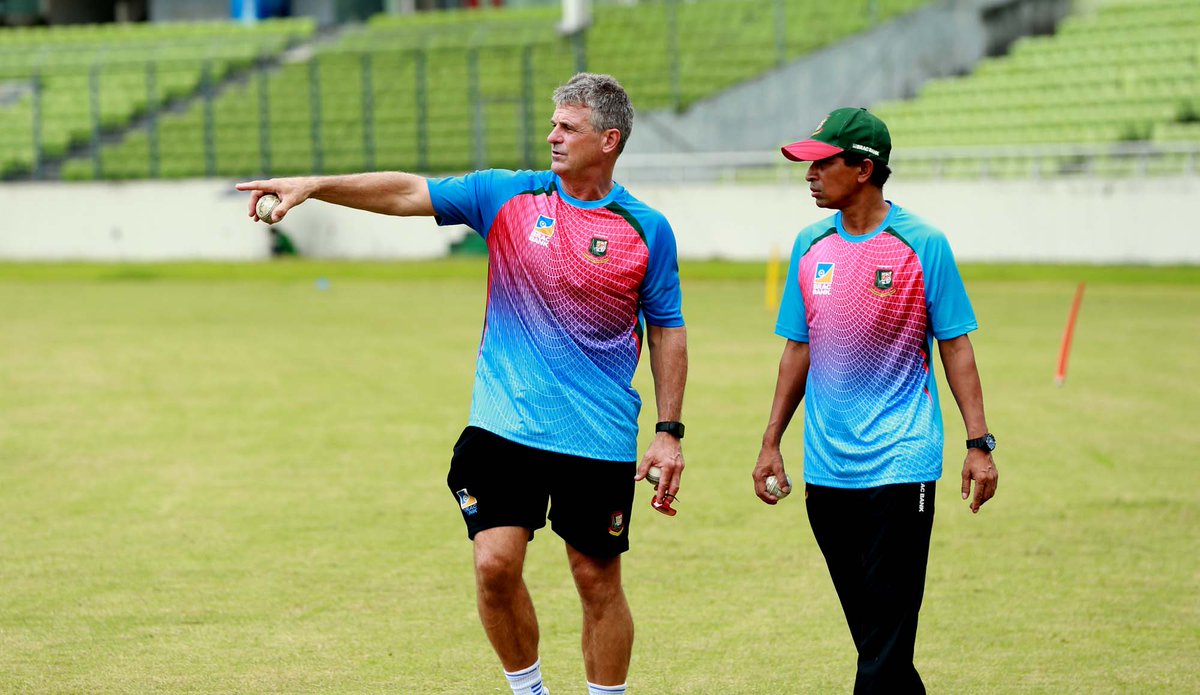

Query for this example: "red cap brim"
[781,139,844,162]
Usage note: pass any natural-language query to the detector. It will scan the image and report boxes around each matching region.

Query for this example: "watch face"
[984,433,996,451]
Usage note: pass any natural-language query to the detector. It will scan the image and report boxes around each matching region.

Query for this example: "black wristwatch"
[655,421,685,440]
[966,433,996,452]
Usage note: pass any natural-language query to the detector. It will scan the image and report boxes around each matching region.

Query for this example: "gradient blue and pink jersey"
[427,169,684,462]
[776,203,977,488]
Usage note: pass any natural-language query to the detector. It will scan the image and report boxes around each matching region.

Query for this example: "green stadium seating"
[1,17,313,179]
[61,0,932,180]
[874,0,1200,171]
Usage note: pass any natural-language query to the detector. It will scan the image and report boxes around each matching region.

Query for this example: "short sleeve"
[775,232,810,342]
[427,169,511,237]
[640,216,685,327]
[921,232,978,340]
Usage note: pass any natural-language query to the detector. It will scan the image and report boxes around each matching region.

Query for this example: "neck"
[839,191,890,236]
[558,168,615,202]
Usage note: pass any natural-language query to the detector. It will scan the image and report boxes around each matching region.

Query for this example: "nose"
[547,127,561,144]
[805,164,818,182]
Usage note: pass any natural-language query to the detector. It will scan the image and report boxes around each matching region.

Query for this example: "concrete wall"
[2,177,1197,264]
[0,180,466,261]
[642,177,1200,265]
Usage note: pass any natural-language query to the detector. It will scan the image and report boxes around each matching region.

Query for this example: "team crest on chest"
[813,262,835,295]
[529,215,555,247]
[587,237,610,263]
[872,268,896,297]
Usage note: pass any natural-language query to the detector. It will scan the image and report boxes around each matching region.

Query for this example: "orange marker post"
[1056,282,1086,387]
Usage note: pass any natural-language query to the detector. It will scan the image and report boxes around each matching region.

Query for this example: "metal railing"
[614,142,1200,183]
[2,47,550,180]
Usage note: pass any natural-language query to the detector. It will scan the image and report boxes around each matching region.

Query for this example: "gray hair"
[552,72,634,154]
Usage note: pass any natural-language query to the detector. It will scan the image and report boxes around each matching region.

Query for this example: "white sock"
[504,658,548,695]
[587,682,626,695]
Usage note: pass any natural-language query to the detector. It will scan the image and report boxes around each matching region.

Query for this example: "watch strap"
[966,433,996,452]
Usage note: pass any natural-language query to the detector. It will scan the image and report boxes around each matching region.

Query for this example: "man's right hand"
[752,446,791,505]
[236,177,314,224]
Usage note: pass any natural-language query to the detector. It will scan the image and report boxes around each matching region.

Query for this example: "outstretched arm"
[236,172,435,223]
[753,339,809,504]
[938,334,998,513]
[637,325,688,502]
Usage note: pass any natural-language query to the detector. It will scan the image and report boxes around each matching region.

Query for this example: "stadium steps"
[873,0,1200,174]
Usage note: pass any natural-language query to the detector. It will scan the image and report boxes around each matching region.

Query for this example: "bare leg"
[567,544,633,685]
[474,526,539,671]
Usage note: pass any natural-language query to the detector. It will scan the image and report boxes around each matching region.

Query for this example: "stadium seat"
[2,17,313,179]
[65,0,930,179]
[874,0,1200,157]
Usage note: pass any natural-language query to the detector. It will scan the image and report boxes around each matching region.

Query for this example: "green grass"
[1,262,1196,693]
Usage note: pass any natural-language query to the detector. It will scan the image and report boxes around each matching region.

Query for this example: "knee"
[572,557,623,610]
[474,550,522,598]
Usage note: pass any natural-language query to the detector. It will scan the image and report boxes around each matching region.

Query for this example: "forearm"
[646,325,687,421]
[642,325,687,494]
[762,340,809,448]
[307,172,434,217]
[939,335,989,437]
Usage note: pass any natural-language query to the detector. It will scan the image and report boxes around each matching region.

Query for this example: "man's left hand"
[637,433,683,505]
[961,450,998,513]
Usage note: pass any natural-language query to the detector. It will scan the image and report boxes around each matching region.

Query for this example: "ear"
[601,128,622,155]
[857,158,875,184]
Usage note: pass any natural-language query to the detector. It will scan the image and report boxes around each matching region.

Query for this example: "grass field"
[1,261,1196,694]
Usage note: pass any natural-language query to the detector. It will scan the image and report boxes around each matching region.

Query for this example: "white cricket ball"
[256,193,281,224]
[646,465,662,485]
[765,474,792,498]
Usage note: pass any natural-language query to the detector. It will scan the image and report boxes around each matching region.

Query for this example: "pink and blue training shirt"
[776,202,977,488]
[428,169,684,462]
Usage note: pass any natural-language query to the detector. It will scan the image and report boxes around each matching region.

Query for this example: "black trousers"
[806,481,936,695]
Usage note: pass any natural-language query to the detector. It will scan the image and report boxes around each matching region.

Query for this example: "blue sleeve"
[775,232,810,342]
[920,231,978,340]
[427,169,516,238]
[640,215,685,327]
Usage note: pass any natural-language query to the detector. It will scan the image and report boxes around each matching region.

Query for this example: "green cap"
[781,107,891,165]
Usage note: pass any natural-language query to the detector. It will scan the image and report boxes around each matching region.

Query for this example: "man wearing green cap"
[752,107,999,693]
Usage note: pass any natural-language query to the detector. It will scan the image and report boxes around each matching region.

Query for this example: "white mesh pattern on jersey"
[472,190,650,460]
[802,231,943,480]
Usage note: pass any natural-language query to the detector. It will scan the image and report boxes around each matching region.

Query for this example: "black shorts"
[447,426,636,557]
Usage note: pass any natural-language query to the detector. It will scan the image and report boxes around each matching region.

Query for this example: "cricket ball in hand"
[256,193,281,224]
[765,474,792,499]
[646,465,662,485]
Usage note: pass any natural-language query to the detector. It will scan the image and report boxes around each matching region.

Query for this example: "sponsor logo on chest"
[529,215,555,247]
[813,262,835,295]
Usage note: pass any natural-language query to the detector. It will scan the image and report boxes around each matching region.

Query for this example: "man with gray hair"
[237,72,688,695]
